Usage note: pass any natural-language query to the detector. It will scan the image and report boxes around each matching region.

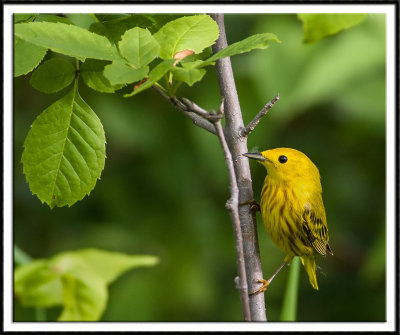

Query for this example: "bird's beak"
[243,152,266,161]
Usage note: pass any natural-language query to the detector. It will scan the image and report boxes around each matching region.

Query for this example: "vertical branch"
[153,90,252,320]
[212,103,251,321]
[210,14,267,321]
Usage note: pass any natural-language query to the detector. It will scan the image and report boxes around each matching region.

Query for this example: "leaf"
[58,271,107,321]
[65,13,97,30]
[89,17,137,44]
[124,59,175,97]
[118,27,160,68]
[14,248,159,321]
[14,22,120,61]
[53,250,158,320]
[95,14,131,22]
[173,49,194,65]
[14,36,47,77]
[202,33,280,66]
[171,65,206,86]
[81,59,124,93]
[73,249,159,284]
[35,14,72,25]
[180,46,212,64]
[14,260,64,307]
[89,14,187,44]
[154,15,219,60]
[174,49,195,61]
[132,14,189,33]
[103,61,148,85]
[30,58,75,93]
[298,14,368,44]
[21,84,106,208]
[14,14,36,23]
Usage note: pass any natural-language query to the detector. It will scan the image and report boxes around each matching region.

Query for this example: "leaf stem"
[170,81,182,97]
[280,256,300,321]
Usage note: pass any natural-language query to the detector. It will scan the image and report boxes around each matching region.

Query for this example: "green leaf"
[81,59,124,93]
[172,64,206,86]
[103,61,148,85]
[58,271,107,321]
[35,14,72,25]
[89,15,146,44]
[30,58,75,93]
[181,46,212,64]
[72,249,160,284]
[53,249,158,320]
[119,27,160,68]
[130,14,189,34]
[14,14,36,23]
[89,18,135,44]
[21,83,106,208]
[298,14,368,44]
[95,14,131,22]
[14,260,64,307]
[202,33,280,66]
[89,14,187,44]
[14,22,120,61]
[65,13,96,30]
[124,59,175,97]
[154,15,219,59]
[14,36,47,77]
[14,248,159,321]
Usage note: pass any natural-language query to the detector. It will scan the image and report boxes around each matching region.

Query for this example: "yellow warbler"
[243,148,333,292]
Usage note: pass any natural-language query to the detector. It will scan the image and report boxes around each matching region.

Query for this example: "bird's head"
[243,148,320,182]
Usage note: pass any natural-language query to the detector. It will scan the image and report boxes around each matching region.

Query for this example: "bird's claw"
[239,199,261,212]
[249,279,269,295]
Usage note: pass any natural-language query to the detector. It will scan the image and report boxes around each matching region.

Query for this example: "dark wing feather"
[301,208,333,256]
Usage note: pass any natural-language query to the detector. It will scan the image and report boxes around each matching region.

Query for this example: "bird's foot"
[249,279,269,295]
[239,199,261,212]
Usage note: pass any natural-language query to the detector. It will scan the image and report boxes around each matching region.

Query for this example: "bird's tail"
[300,254,319,290]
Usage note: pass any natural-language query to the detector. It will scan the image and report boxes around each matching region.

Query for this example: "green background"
[13,14,386,321]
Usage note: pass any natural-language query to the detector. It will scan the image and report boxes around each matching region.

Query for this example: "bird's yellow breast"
[260,176,314,258]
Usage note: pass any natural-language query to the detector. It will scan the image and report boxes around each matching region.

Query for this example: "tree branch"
[154,84,253,320]
[153,85,217,135]
[184,99,252,321]
[210,13,267,321]
[240,94,280,137]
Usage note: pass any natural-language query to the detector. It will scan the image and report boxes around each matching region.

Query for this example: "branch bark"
[210,13,267,321]
[241,94,280,137]
[153,85,217,135]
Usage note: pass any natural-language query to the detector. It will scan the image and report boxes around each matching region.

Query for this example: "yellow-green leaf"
[154,15,219,60]
[298,14,368,44]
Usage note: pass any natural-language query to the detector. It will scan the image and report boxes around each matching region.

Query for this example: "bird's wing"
[301,206,333,256]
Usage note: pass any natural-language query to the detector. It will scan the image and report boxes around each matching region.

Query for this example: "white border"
[4,3,396,332]
[2,4,395,14]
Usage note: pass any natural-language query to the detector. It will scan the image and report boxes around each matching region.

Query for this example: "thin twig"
[189,98,252,321]
[181,98,223,122]
[152,86,217,135]
[240,94,280,137]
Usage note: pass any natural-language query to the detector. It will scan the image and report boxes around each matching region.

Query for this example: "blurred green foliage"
[13,14,386,321]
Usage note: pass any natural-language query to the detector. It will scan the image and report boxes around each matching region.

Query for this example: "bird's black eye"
[278,155,288,164]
